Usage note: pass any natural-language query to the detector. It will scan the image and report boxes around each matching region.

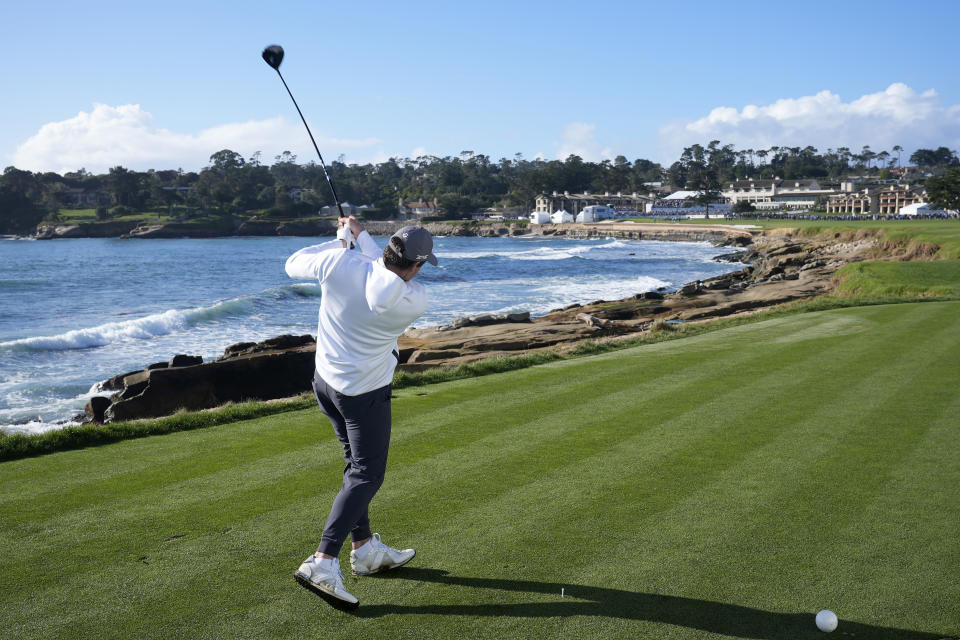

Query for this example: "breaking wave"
[0,283,321,353]
[440,238,635,261]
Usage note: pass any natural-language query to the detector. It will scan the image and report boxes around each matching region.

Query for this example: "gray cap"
[390,226,438,266]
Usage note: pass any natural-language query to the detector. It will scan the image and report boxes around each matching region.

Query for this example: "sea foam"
[440,239,629,261]
[0,283,321,353]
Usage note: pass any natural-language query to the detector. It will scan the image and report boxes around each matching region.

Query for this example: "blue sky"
[2,0,959,173]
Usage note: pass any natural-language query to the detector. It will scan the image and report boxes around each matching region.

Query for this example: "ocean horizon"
[0,234,743,434]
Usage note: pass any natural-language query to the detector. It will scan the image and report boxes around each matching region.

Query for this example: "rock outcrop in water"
[95,335,316,423]
[35,221,140,239]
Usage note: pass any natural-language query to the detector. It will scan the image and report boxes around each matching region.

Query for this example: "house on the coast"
[826,183,927,215]
[66,188,111,207]
[288,187,314,202]
[398,198,439,218]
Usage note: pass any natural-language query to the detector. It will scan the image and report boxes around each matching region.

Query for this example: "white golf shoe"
[350,533,416,576]
[294,556,358,605]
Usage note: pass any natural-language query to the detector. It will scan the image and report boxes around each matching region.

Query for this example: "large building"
[876,184,927,215]
[534,191,654,216]
[825,190,873,214]
[826,184,926,215]
[721,178,838,210]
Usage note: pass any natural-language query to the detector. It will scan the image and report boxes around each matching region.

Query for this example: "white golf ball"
[816,609,838,632]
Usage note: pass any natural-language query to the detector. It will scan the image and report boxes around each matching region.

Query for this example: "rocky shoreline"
[33,217,755,243]
[80,224,878,424]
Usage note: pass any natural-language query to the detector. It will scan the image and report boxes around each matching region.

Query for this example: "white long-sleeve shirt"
[285,230,427,395]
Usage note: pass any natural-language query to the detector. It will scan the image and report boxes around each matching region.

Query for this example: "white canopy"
[899,202,929,216]
[663,190,704,200]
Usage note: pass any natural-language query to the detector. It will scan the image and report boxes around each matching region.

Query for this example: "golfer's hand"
[340,216,364,238]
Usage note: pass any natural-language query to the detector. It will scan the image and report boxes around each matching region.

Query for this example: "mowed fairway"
[2,302,958,639]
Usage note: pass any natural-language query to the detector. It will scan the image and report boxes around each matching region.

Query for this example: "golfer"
[285,216,437,605]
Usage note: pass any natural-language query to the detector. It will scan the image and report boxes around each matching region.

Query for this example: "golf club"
[262,45,353,245]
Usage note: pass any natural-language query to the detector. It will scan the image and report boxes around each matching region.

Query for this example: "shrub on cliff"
[108,205,135,218]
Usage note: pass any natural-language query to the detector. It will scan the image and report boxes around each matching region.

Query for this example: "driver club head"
[262,45,284,70]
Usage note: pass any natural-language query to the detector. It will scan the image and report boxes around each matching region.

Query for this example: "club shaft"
[273,69,344,218]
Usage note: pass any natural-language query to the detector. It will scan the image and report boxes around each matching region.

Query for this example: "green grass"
[0,398,315,462]
[2,301,958,639]
[56,208,98,222]
[53,208,182,224]
[835,260,960,297]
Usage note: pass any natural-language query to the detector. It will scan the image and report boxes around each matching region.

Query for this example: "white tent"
[529,211,551,224]
[551,209,574,224]
[321,202,363,216]
[663,190,703,201]
[899,202,929,216]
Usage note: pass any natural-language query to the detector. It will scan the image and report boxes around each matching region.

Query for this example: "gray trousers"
[312,370,393,557]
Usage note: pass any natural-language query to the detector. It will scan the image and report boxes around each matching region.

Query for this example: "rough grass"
[392,351,562,388]
[835,260,960,297]
[1,301,958,639]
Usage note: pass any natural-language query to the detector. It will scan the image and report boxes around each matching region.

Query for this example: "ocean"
[0,234,743,434]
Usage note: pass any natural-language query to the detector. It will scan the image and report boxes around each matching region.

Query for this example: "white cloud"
[555,122,614,162]
[368,149,396,165]
[410,146,433,160]
[658,83,960,162]
[13,103,382,173]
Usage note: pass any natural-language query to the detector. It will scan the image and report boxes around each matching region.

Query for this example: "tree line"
[1,143,958,232]
[670,142,958,191]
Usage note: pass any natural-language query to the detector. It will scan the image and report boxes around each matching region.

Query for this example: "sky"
[2,0,959,174]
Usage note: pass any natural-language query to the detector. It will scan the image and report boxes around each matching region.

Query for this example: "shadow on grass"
[294,573,359,612]
[351,568,949,639]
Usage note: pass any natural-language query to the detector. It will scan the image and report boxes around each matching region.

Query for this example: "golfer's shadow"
[355,568,947,640]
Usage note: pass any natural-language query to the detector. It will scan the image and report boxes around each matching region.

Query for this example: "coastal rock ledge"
[94,335,316,423]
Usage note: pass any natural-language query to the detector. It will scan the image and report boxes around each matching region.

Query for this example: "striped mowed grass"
[2,301,958,639]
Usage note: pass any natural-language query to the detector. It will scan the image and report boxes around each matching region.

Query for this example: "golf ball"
[816,609,838,632]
